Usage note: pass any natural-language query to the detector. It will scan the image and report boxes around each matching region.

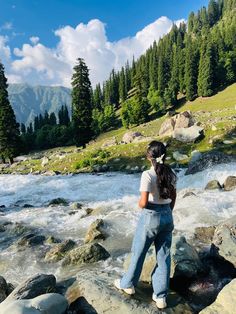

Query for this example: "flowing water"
[0,162,236,286]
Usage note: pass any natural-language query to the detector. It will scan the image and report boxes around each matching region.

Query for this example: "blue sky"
[0,0,209,86]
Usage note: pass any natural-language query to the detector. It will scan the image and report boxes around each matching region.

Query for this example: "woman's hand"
[138,191,149,209]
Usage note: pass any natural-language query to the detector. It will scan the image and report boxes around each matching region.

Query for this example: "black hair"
[146,140,177,199]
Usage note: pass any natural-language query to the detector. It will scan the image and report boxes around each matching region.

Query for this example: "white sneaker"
[114,279,135,295]
[152,294,167,309]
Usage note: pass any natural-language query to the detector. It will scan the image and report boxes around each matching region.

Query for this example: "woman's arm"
[170,188,177,210]
[138,191,149,209]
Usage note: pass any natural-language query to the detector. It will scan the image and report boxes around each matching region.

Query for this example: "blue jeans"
[120,203,174,298]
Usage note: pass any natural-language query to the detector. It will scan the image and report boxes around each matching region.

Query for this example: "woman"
[114,141,177,309]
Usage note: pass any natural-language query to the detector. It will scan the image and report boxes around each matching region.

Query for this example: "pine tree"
[0,62,20,163]
[198,39,215,96]
[71,58,93,148]
[208,0,220,26]
[49,112,57,125]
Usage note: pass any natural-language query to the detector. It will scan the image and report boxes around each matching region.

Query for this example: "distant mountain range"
[8,84,72,126]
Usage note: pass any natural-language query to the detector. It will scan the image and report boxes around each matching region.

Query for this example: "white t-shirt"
[139,166,176,204]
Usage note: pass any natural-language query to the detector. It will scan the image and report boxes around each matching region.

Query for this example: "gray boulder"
[213,215,236,266]
[122,131,143,144]
[173,125,204,143]
[45,239,75,262]
[17,234,46,247]
[159,118,175,137]
[0,293,68,314]
[84,219,107,244]
[0,276,8,303]
[66,269,193,314]
[223,176,236,191]
[205,180,222,190]
[62,243,110,267]
[186,151,234,175]
[48,198,69,206]
[6,274,56,301]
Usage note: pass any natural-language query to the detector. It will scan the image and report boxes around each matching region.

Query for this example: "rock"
[6,274,56,301]
[174,111,195,129]
[205,180,222,190]
[17,234,46,247]
[171,236,204,278]
[84,219,107,244]
[183,191,197,198]
[45,236,61,244]
[45,239,76,262]
[70,202,83,210]
[212,215,236,267]
[122,132,143,144]
[186,151,234,175]
[66,269,193,314]
[9,223,32,236]
[200,279,236,314]
[159,118,175,137]
[62,243,110,267]
[190,150,202,163]
[223,140,233,144]
[173,125,204,143]
[0,293,68,314]
[194,226,216,244]
[165,110,176,117]
[102,137,117,147]
[211,125,217,131]
[173,151,188,161]
[0,276,8,302]
[41,156,49,167]
[223,176,236,191]
[42,170,57,176]
[48,198,69,206]
[22,204,34,208]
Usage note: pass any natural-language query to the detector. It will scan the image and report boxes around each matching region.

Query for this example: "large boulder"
[0,293,68,314]
[186,151,234,175]
[16,234,46,247]
[62,243,110,267]
[48,198,69,207]
[171,236,204,278]
[6,274,56,301]
[223,176,236,191]
[84,219,107,244]
[212,215,236,267]
[172,125,204,143]
[66,269,193,314]
[45,239,76,262]
[173,151,188,161]
[122,132,143,144]
[159,118,175,137]
[205,180,222,190]
[194,226,216,244]
[200,279,236,314]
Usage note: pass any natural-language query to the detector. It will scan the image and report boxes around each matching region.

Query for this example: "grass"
[1,84,236,175]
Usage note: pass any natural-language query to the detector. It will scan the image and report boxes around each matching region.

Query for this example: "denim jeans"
[120,203,174,298]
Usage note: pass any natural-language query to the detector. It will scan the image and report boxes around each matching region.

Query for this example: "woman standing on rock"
[114,141,177,310]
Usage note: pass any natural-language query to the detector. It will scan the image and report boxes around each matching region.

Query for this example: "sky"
[0,0,209,87]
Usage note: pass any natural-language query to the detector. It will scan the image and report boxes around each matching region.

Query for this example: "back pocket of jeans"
[145,211,160,230]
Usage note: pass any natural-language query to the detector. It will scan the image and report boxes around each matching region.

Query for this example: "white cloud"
[30,36,40,45]
[0,35,11,60]
[0,22,13,31]
[5,17,183,87]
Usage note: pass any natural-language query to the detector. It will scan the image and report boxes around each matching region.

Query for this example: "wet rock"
[70,202,83,210]
[62,243,110,267]
[223,176,236,191]
[200,279,236,314]
[183,191,197,198]
[194,226,216,244]
[173,125,204,143]
[190,150,202,163]
[122,131,143,144]
[84,219,107,243]
[0,276,8,303]
[171,236,205,278]
[6,274,56,301]
[66,269,193,314]
[0,205,6,208]
[48,198,69,206]
[45,239,76,262]
[173,151,188,161]
[17,234,46,247]
[205,180,222,190]
[45,236,61,244]
[9,223,31,236]
[22,204,34,208]
[212,215,236,267]
[186,151,234,175]
[0,293,68,314]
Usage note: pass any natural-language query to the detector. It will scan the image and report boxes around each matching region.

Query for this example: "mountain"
[8,84,71,126]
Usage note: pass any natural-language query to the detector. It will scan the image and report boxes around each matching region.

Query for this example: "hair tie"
[155,154,165,164]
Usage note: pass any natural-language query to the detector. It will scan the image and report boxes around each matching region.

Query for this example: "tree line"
[0,0,235,162]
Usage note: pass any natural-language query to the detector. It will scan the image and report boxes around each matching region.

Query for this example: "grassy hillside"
[2,84,236,175]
